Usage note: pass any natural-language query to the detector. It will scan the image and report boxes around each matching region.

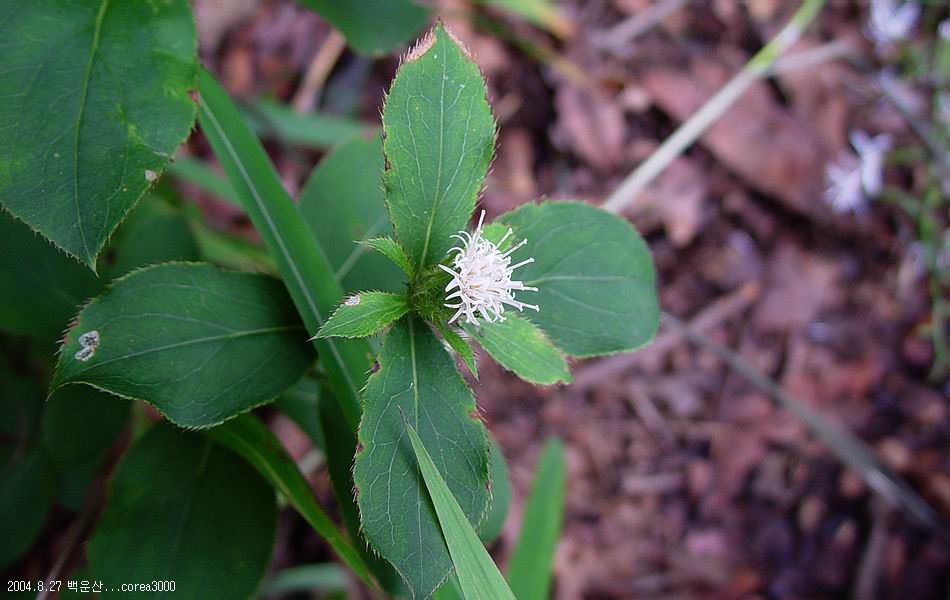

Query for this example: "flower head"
[868,0,919,47]
[439,210,539,325]
[824,131,892,213]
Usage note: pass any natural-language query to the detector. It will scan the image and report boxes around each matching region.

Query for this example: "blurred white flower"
[851,131,892,198]
[939,19,950,41]
[868,0,919,46]
[825,154,865,213]
[824,131,892,213]
[440,210,539,325]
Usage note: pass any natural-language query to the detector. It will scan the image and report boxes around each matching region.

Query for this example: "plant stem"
[601,0,826,213]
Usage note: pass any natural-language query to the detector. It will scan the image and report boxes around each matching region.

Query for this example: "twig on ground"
[601,0,827,213]
[596,0,686,56]
[292,30,346,113]
[660,312,942,531]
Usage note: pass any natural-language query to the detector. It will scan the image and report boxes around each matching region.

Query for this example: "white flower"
[439,210,539,325]
[868,0,919,46]
[824,131,892,213]
[850,130,892,198]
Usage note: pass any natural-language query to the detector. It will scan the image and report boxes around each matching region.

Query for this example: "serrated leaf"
[463,315,571,385]
[354,316,489,599]
[435,321,478,378]
[479,436,510,544]
[0,0,198,268]
[403,418,516,600]
[317,292,409,339]
[495,201,659,357]
[207,414,375,589]
[299,134,405,293]
[383,24,496,269]
[362,236,415,278]
[88,425,276,600]
[51,263,315,429]
[297,0,429,56]
[508,438,566,600]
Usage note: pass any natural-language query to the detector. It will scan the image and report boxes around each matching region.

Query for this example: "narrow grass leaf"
[404,417,516,600]
[197,68,371,430]
[207,414,375,588]
[354,316,490,599]
[247,98,370,148]
[508,438,566,600]
[168,155,241,206]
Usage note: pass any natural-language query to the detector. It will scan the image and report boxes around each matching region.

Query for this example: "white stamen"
[440,210,540,326]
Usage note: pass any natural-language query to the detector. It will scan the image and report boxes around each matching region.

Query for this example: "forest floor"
[192,1,950,598]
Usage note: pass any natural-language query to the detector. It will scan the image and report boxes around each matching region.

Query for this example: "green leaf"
[435,321,478,378]
[0,211,103,339]
[88,424,276,600]
[463,315,571,385]
[297,0,429,56]
[317,292,409,339]
[299,134,405,294]
[479,436,511,544]
[0,0,198,268]
[247,99,371,149]
[197,68,371,431]
[495,201,659,357]
[51,263,315,429]
[383,24,496,269]
[0,448,56,568]
[508,438,565,600]
[354,316,490,599]
[362,236,415,278]
[403,418,516,600]
[43,386,128,467]
[207,414,375,589]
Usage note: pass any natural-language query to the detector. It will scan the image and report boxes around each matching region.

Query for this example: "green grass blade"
[403,417,517,600]
[245,98,371,149]
[207,414,375,588]
[168,155,241,207]
[258,563,348,597]
[508,438,566,600]
[196,68,370,430]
